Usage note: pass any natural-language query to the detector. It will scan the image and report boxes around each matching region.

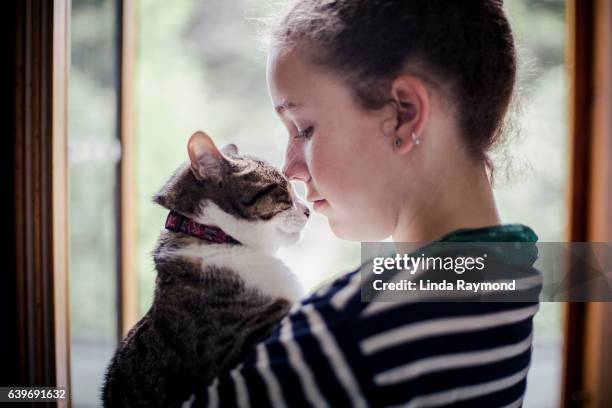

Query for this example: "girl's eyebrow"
[275,101,302,115]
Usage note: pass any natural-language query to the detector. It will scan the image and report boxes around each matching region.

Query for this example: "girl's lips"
[313,199,327,210]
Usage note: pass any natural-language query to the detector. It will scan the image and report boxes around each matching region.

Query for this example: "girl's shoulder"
[437,223,538,243]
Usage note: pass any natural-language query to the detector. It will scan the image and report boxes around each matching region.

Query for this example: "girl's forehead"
[267,48,310,81]
[266,47,356,115]
[267,50,316,102]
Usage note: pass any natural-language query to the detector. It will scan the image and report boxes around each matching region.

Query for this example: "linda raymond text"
[373,279,517,292]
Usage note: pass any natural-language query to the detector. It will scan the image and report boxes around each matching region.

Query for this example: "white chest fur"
[158,241,305,304]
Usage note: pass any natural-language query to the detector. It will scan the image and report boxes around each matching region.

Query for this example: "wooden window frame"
[564,0,612,407]
[118,0,139,339]
[8,0,138,405]
[11,1,71,406]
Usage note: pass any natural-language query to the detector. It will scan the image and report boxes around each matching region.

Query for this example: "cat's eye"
[294,125,314,140]
[241,184,278,206]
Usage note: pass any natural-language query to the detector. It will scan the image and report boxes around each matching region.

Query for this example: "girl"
[187,1,539,406]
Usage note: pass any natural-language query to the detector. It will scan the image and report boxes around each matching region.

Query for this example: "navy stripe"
[375,351,532,406]
[216,374,237,408]
[264,322,311,407]
[240,368,275,407]
[449,379,527,408]
[288,308,355,407]
[366,319,533,372]
[359,301,537,338]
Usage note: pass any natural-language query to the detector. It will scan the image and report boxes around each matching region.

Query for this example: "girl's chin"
[328,215,391,242]
[327,216,360,241]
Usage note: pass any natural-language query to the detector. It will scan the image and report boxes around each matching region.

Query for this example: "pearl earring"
[411,132,420,145]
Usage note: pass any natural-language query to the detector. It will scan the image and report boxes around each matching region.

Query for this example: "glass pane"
[501,1,567,407]
[69,0,120,406]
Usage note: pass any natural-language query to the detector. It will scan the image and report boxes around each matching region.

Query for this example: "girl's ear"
[187,131,227,180]
[390,75,430,154]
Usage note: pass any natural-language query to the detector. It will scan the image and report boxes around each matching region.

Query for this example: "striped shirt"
[185,224,540,408]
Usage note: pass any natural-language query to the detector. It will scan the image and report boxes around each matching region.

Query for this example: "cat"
[101,130,308,407]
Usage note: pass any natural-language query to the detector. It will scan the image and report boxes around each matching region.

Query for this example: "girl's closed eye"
[295,125,314,140]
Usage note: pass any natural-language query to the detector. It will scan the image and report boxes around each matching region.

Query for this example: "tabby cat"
[101,131,308,407]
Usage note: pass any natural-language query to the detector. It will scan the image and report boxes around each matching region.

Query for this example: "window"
[15,0,599,405]
[499,2,567,406]
[69,0,121,406]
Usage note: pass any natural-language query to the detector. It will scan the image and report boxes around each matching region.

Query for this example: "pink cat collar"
[164,210,241,245]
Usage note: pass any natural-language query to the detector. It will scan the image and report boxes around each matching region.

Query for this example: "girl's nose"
[282,161,309,182]
[282,145,310,182]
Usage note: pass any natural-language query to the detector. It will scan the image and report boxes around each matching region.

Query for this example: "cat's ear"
[221,143,239,156]
[188,131,228,180]
[152,192,166,207]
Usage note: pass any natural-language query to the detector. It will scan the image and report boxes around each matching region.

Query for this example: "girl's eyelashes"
[295,125,314,140]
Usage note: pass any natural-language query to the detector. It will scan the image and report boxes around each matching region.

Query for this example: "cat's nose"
[294,198,310,219]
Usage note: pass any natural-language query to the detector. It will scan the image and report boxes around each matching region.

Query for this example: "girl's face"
[266,47,407,241]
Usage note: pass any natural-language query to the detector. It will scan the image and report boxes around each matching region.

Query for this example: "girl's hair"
[266,0,517,176]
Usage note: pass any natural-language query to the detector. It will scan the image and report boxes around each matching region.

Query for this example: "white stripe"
[230,364,250,408]
[361,275,542,318]
[206,378,219,408]
[330,272,361,310]
[361,295,413,318]
[514,274,544,290]
[361,304,539,355]
[288,302,302,315]
[254,344,288,408]
[278,316,330,407]
[181,393,195,408]
[302,304,368,408]
[375,333,533,385]
[500,395,525,408]
[389,366,530,408]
